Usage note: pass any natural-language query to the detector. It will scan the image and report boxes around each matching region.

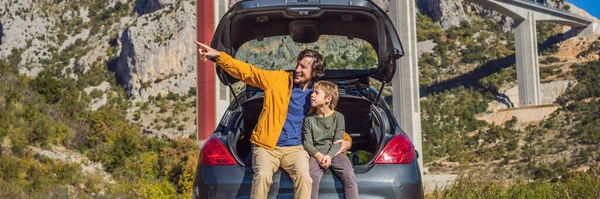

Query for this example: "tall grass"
[428,167,600,199]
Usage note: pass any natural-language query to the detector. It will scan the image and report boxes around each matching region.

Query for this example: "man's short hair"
[297,49,325,81]
[314,81,339,109]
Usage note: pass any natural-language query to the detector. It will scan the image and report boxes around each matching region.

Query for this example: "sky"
[567,0,600,18]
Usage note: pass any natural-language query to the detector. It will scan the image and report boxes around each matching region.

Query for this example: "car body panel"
[194,163,423,199]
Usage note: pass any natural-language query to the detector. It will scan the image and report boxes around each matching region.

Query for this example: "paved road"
[422,174,458,193]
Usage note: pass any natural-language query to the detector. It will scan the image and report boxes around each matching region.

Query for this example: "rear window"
[235,35,378,71]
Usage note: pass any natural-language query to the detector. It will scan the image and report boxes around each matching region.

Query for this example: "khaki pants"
[251,145,312,199]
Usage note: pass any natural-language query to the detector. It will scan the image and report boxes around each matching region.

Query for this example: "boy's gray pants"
[309,152,359,199]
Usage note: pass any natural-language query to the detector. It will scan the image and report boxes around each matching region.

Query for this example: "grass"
[427,167,600,198]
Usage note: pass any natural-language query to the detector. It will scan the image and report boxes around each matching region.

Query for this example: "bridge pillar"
[571,22,600,37]
[197,0,216,141]
[514,11,541,106]
[390,0,423,173]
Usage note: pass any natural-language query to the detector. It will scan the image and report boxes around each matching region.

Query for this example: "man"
[196,42,351,199]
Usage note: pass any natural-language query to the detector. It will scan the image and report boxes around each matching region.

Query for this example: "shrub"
[31,70,64,104]
[90,89,104,99]
[167,92,179,101]
[187,87,196,97]
[133,111,141,121]
[432,167,600,198]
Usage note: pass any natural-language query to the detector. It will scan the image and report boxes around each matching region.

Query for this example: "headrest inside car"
[289,20,320,43]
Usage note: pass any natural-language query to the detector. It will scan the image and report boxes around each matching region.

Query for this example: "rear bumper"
[192,165,253,199]
[193,161,423,199]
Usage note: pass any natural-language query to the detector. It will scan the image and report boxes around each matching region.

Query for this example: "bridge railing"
[510,0,593,24]
[519,0,577,16]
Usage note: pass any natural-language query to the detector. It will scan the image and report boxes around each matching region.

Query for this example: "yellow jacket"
[216,52,351,150]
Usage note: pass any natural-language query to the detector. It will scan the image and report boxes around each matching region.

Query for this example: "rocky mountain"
[0,0,197,102]
[1,0,597,139]
[114,0,197,102]
[1,0,129,75]
[417,0,470,28]
[1,0,66,76]
[463,2,514,32]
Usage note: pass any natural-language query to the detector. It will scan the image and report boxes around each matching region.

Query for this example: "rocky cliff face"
[0,0,197,102]
[114,0,196,101]
[1,0,598,139]
[135,0,168,15]
[417,0,470,28]
[463,2,514,32]
[0,0,56,76]
[236,36,374,71]
[3,0,593,103]
[0,0,126,78]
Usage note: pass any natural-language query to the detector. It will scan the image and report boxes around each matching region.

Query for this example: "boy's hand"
[314,153,324,162]
[320,155,332,168]
[195,41,220,62]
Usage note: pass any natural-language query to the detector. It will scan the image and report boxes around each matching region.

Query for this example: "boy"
[303,81,358,199]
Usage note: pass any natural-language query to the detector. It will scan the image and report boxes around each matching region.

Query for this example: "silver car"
[193,0,423,198]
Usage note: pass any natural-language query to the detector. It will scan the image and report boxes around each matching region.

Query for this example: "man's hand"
[195,41,220,62]
[333,139,351,156]
[320,155,332,168]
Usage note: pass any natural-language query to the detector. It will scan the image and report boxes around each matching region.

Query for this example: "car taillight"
[200,136,236,165]
[374,134,415,164]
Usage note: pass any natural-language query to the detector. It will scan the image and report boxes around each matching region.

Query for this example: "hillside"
[416,0,600,177]
[0,0,199,197]
[414,0,600,197]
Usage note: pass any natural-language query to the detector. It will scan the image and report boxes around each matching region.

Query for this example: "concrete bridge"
[384,0,598,172]
[466,0,598,106]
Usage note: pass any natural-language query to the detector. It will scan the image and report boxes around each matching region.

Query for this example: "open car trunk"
[227,94,388,168]
[212,0,404,87]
